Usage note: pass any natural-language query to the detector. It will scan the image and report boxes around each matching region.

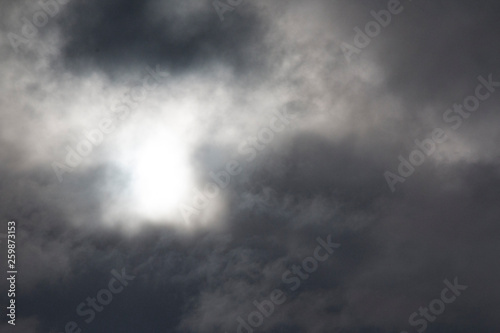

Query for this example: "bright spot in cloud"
[130,131,192,221]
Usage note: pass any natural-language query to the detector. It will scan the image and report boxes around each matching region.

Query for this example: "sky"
[0,0,500,332]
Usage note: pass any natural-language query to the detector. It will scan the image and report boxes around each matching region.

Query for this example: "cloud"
[0,0,499,332]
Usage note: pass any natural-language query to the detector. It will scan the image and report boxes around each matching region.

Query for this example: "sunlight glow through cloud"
[130,130,192,222]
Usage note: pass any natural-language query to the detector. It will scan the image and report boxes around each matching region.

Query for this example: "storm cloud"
[0,0,499,332]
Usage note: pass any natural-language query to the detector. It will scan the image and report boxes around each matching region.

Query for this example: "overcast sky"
[1,0,500,332]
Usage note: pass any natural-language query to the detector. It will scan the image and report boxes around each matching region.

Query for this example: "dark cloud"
[57,0,268,76]
[0,0,499,332]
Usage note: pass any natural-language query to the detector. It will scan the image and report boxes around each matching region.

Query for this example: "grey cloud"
[0,0,499,332]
